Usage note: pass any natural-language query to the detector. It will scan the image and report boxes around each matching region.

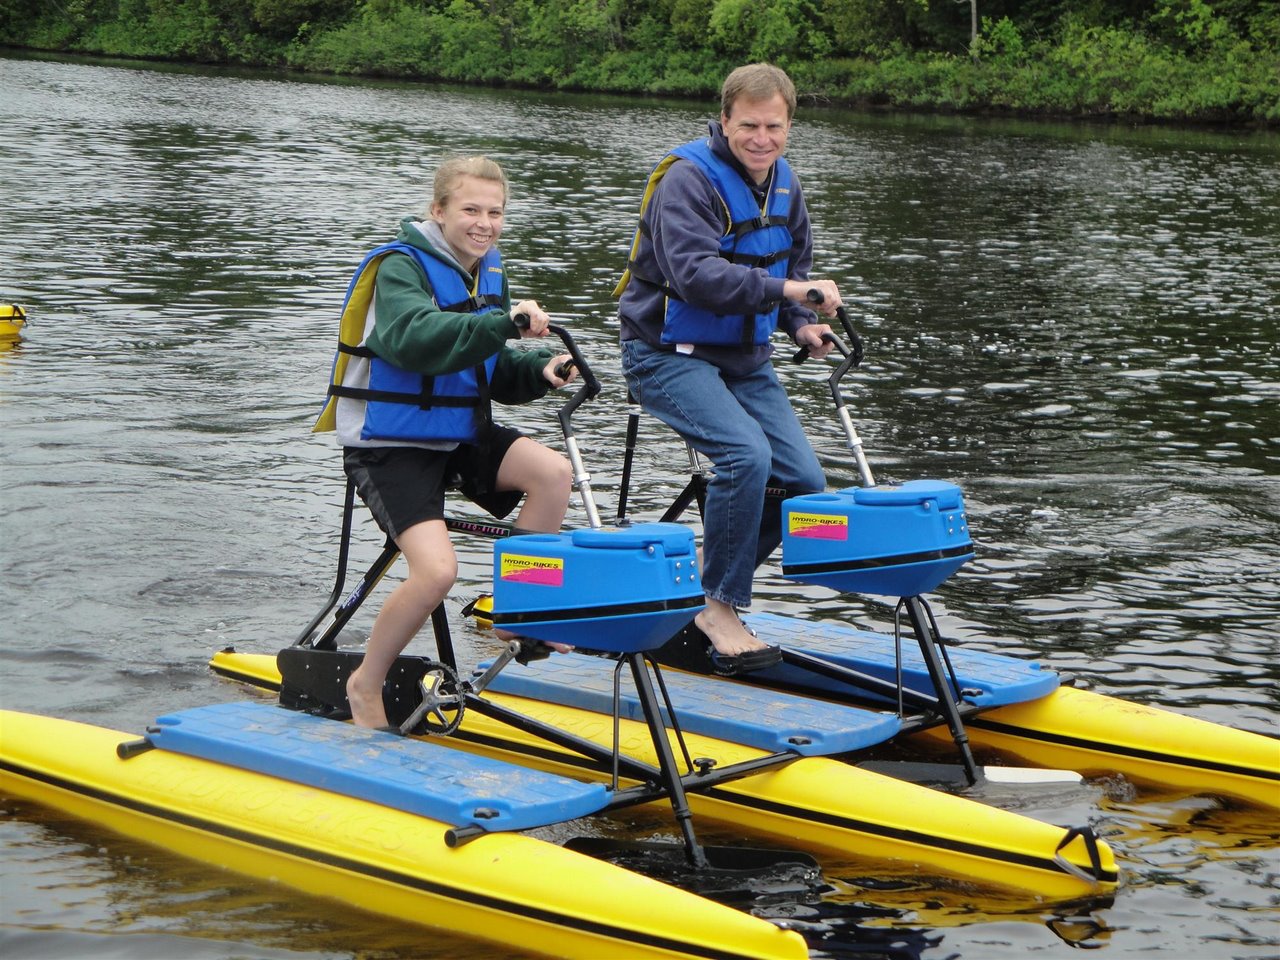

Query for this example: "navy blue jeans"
[621,339,825,608]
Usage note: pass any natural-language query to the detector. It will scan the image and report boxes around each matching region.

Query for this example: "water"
[1,53,1278,959]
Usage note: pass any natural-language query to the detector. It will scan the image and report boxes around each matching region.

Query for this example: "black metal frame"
[287,323,806,868]
[615,317,983,783]
[270,317,1124,890]
[288,502,806,862]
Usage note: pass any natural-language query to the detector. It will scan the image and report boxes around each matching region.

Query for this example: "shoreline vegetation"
[2,0,1277,125]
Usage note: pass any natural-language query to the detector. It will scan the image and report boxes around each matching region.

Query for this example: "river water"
[1,54,1277,960]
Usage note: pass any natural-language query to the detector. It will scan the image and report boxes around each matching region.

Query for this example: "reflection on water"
[1,53,1278,960]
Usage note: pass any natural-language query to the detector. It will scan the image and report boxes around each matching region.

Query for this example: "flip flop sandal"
[708,643,782,677]
[515,638,553,665]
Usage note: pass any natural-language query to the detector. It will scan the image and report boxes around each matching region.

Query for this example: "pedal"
[515,639,553,665]
[401,664,465,736]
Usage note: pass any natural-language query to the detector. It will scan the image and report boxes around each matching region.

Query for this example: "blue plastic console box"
[780,480,974,597]
[491,522,704,652]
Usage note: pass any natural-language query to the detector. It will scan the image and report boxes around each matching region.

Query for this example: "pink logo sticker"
[500,553,564,587]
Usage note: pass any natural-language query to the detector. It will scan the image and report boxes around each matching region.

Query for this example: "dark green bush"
[3,0,1276,123]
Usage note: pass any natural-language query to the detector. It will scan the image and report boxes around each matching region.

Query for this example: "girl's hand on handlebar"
[512,300,550,337]
[543,353,577,388]
[795,323,835,360]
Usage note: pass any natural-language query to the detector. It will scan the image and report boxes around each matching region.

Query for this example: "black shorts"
[343,424,524,542]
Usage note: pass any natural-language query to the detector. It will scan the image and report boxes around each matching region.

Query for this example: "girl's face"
[431,175,506,270]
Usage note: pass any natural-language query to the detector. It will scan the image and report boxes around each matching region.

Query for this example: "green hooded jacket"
[365,217,556,406]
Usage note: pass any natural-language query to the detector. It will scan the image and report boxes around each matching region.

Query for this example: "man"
[616,63,844,675]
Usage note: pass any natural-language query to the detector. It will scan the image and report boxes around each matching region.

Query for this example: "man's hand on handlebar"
[794,323,836,361]
[784,279,843,316]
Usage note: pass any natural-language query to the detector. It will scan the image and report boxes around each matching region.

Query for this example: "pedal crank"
[400,661,465,736]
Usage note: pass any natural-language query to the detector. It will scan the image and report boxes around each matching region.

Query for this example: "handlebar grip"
[513,314,578,382]
[794,289,827,362]
[802,289,864,366]
[793,331,851,364]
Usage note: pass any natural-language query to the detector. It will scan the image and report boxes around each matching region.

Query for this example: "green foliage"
[1150,0,1234,52]
[972,16,1026,62]
[122,0,225,60]
[817,0,908,57]
[428,0,511,83]
[296,3,441,75]
[3,0,1278,123]
[507,0,619,85]
[707,0,777,58]
[668,0,712,47]
[251,0,355,39]
[707,0,831,65]
[0,0,42,41]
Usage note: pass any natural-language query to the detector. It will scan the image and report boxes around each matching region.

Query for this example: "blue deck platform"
[148,701,610,831]
[743,612,1059,708]
[480,655,902,756]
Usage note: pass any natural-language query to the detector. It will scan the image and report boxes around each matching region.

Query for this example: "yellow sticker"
[499,553,564,586]
[788,512,848,541]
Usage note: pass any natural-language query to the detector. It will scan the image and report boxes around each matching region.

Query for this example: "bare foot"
[346,668,389,728]
[495,626,574,654]
[695,599,767,657]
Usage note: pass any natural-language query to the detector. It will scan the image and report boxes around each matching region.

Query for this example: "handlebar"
[792,289,875,488]
[547,322,600,406]
[513,312,594,391]
[511,310,603,528]
[791,288,864,366]
[788,288,870,366]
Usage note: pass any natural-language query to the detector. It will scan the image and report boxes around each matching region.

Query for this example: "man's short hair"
[720,63,797,121]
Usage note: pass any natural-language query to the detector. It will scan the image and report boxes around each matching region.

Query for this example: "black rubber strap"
[729,213,788,238]
[439,293,505,313]
[327,383,479,408]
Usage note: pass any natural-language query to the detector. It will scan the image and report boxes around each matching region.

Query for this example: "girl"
[320,155,576,728]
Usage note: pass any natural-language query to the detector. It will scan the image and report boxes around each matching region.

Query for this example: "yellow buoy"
[463,593,494,629]
[1,304,27,343]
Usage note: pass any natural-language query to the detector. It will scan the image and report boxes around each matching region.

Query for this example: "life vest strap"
[438,293,505,313]
[626,264,761,349]
[730,249,786,269]
[625,262,679,300]
[337,342,375,358]
[729,213,788,239]
[327,383,481,409]
[627,248,784,300]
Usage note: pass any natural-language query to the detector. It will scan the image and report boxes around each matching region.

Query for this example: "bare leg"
[691,545,769,656]
[493,437,575,652]
[695,597,769,657]
[347,520,456,728]
[498,436,572,533]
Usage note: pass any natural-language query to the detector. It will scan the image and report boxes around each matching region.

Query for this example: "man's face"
[721,93,792,184]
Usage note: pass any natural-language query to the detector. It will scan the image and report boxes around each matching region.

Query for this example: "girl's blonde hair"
[431,155,508,211]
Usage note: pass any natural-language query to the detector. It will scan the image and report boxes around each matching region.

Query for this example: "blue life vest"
[615,139,794,347]
[319,241,504,444]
